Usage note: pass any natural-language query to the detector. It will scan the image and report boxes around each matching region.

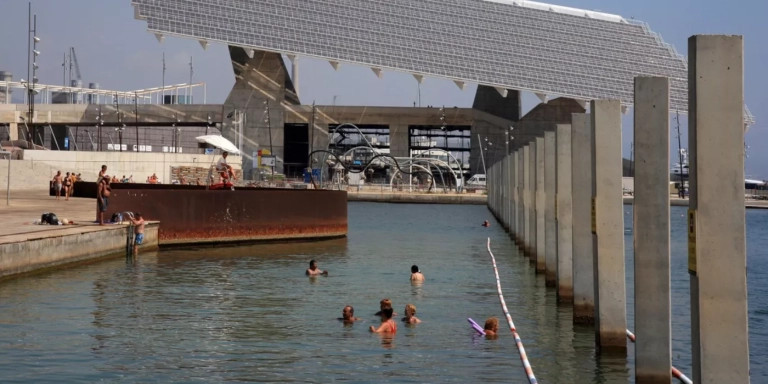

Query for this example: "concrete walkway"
[0,189,160,280]
[0,189,104,242]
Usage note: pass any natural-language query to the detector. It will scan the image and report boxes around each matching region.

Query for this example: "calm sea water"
[0,202,765,383]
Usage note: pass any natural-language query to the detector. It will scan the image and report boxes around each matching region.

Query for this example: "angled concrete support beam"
[412,74,424,84]
[329,60,340,71]
[494,87,508,98]
[453,80,465,90]
[154,33,165,43]
[371,67,383,78]
[198,39,209,50]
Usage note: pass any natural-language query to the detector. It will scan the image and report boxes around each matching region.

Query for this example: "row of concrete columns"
[487,35,749,383]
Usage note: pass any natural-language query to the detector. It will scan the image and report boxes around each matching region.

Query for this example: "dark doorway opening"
[284,123,309,178]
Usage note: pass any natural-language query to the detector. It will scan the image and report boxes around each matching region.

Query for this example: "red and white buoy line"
[625,330,693,384]
[486,238,538,384]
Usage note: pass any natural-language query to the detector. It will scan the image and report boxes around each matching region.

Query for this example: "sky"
[0,0,766,178]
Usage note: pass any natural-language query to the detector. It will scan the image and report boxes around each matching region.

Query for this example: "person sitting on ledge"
[217,151,237,183]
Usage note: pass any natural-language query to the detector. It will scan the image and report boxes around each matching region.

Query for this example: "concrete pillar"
[388,124,410,158]
[571,113,594,323]
[517,149,525,246]
[504,155,510,229]
[491,163,498,216]
[509,151,520,240]
[556,124,573,303]
[688,35,749,384]
[9,122,18,141]
[591,99,626,352]
[633,76,671,383]
[522,145,531,253]
[571,113,595,324]
[535,136,545,272]
[544,130,557,285]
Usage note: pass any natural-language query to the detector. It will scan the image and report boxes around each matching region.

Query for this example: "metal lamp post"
[26,3,41,144]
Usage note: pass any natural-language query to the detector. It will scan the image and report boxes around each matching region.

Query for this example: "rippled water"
[0,202,765,383]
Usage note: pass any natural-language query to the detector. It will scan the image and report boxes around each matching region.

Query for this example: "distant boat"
[671,148,689,177]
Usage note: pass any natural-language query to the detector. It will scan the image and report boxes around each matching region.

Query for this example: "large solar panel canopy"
[132,0,754,125]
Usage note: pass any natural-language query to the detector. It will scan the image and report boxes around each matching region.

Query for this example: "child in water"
[484,317,499,338]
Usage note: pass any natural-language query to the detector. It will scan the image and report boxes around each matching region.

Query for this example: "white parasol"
[195,135,240,155]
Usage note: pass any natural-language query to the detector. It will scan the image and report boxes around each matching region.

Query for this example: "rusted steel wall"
[106,184,347,245]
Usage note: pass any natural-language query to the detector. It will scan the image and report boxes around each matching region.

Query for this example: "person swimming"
[402,303,421,324]
[306,259,328,276]
[482,220,490,227]
[484,316,499,338]
[370,307,397,334]
[374,298,396,316]
[339,305,361,324]
[410,265,425,283]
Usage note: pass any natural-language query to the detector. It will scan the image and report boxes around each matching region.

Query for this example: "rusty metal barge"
[88,183,347,246]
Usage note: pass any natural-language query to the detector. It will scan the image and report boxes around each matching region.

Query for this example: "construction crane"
[69,47,81,86]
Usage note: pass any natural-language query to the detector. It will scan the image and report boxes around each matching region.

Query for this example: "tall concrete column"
[544,130,557,285]
[504,156,510,229]
[688,35,749,384]
[522,145,531,253]
[388,124,410,158]
[516,150,524,243]
[491,164,498,217]
[9,122,18,141]
[634,76,671,382]
[509,153,517,236]
[571,113,594,323]
[556,124,573,303]
[535,136,545,272]
[591,99,626,352]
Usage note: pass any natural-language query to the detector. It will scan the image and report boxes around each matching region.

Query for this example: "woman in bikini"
[370,307,397,334]
[63,172,73,201]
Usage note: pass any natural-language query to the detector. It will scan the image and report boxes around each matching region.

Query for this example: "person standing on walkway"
[63,172,73,201]
[129,212,145,256]
[98,165,107,182]
[52,171,63,200]
[97,176,111,225]
[67,171,77,199]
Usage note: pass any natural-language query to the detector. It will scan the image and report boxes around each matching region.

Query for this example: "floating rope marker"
[486,237,537,384]
[625,329,692,384]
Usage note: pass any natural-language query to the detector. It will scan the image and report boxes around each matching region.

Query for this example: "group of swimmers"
[340,298,420,334]
[307,260,498,338]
